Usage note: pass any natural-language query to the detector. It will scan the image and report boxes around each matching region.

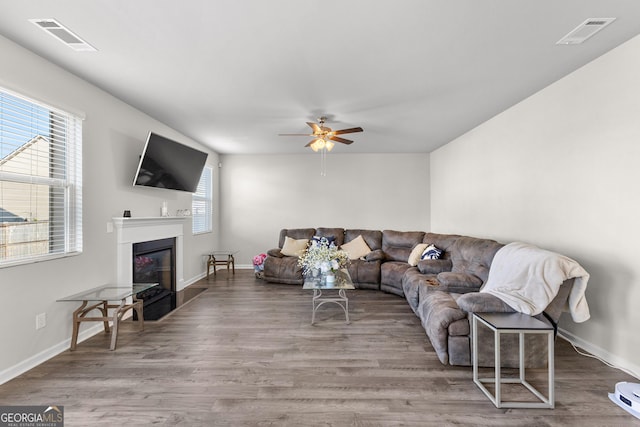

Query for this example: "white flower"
[298,237,350,275]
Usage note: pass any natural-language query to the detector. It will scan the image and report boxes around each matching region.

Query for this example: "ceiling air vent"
[29,18,97,51]
[556,18,616,45]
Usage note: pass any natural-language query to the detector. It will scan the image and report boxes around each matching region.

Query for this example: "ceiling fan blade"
[278,133,315,136]
[333,127,363,135]
[329,135,353,144]
[305,140,315,147]
[307,122,322,134]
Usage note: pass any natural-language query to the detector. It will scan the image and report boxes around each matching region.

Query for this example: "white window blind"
[0,87,83,267]
[192,165,212,234]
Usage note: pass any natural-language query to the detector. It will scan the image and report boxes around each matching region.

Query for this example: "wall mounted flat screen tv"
[133,132,208,193]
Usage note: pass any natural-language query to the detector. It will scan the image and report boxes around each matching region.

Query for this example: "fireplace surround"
[113,217,186,319]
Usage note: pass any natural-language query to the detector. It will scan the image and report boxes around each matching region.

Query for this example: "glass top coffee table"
[302,269,355,325]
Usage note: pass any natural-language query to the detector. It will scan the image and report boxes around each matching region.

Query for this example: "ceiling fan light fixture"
[309,139,324,152]
[280,116,363,174]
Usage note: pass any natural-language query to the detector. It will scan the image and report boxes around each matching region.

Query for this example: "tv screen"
[133,132,208,193]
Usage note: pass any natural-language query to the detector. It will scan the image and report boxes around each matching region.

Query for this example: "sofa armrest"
[420,290,468,365]
[418,259,452,274]
[267,248,284,258]
[365,249,385,262]
[436,272,483,293]
[455,292,516,314]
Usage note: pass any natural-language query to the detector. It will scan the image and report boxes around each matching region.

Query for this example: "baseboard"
[0,324,104,386]
[559,327,640,379]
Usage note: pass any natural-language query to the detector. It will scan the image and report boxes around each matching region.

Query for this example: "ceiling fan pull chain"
[320,147,327,176]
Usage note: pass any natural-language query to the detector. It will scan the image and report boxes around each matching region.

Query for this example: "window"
[0,87,82,267]
[192,165,212,234]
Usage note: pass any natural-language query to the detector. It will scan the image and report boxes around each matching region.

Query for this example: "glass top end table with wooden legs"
[57,283,158,351]
[206,251,238,278]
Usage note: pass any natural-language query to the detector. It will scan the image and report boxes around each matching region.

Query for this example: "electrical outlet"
[106,222,113,233]
[36,313,46,330]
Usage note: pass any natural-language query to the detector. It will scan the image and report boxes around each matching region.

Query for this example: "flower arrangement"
[253,253,267,279]
[253,253,267,271]
[297,237,350,276]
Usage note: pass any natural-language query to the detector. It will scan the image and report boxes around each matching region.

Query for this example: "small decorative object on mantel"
[298,236,350,278]
[123,210,131,217]
[253,253,267,279]
[161,201,169,217]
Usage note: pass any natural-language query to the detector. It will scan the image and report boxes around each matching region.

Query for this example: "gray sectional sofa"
[264,228,574,368]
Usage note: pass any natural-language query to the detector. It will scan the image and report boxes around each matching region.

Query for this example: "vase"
[325,272,336,285]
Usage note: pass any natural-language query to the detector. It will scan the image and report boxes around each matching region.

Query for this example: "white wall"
[0,35,220,383]
[431,35,640,377]
[219,153,430,265]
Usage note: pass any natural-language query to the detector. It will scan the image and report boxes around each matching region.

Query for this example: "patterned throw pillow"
[312,235,336,246]
[421,244,443,260]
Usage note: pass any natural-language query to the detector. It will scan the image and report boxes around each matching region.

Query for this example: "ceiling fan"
[279,116,363,152]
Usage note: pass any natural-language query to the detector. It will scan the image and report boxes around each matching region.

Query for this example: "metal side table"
[472,312,555,409]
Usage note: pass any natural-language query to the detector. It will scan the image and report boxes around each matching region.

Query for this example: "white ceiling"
[1,1,639,154]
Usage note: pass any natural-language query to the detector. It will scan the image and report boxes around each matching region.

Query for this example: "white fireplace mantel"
[113,217,186,291]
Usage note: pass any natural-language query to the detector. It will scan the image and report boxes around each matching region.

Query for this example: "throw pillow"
[340,235,372,260]
[312,235,336,246]
[408,243,429,266]
[421,244,443,260]
[281,236,309,257]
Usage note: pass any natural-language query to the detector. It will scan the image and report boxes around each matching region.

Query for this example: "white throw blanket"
[480,242,590,322]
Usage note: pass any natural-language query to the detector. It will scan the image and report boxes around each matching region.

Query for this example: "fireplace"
[113,216,186,320]
[132,237,176,320]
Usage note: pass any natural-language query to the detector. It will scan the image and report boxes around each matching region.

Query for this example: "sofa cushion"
[347,259,381,288]
[267,248,283,258]
[422,233,461,259]
[449,236,503,283]
[345,229,382,251]
[365,249,385,262]
[281,236,309,257]
[408,243,428,266]
[417,259,452,275]
[315,227,345,247]
[382,230,425,262]
[455,292,517,314]
[448,318,470,337]
[381,261,411,286]
[263,255,305,285]
[278,228,316,248]
[402,267,438,313]
[341,234,372,260]
[436,272,483,293]
[417,290,467,365]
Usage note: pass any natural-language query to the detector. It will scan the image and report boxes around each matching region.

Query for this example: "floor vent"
[556,18,616,45]
[29,19,97,51]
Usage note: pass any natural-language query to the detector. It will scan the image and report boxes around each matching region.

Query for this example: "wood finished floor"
[1,270,638,426]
